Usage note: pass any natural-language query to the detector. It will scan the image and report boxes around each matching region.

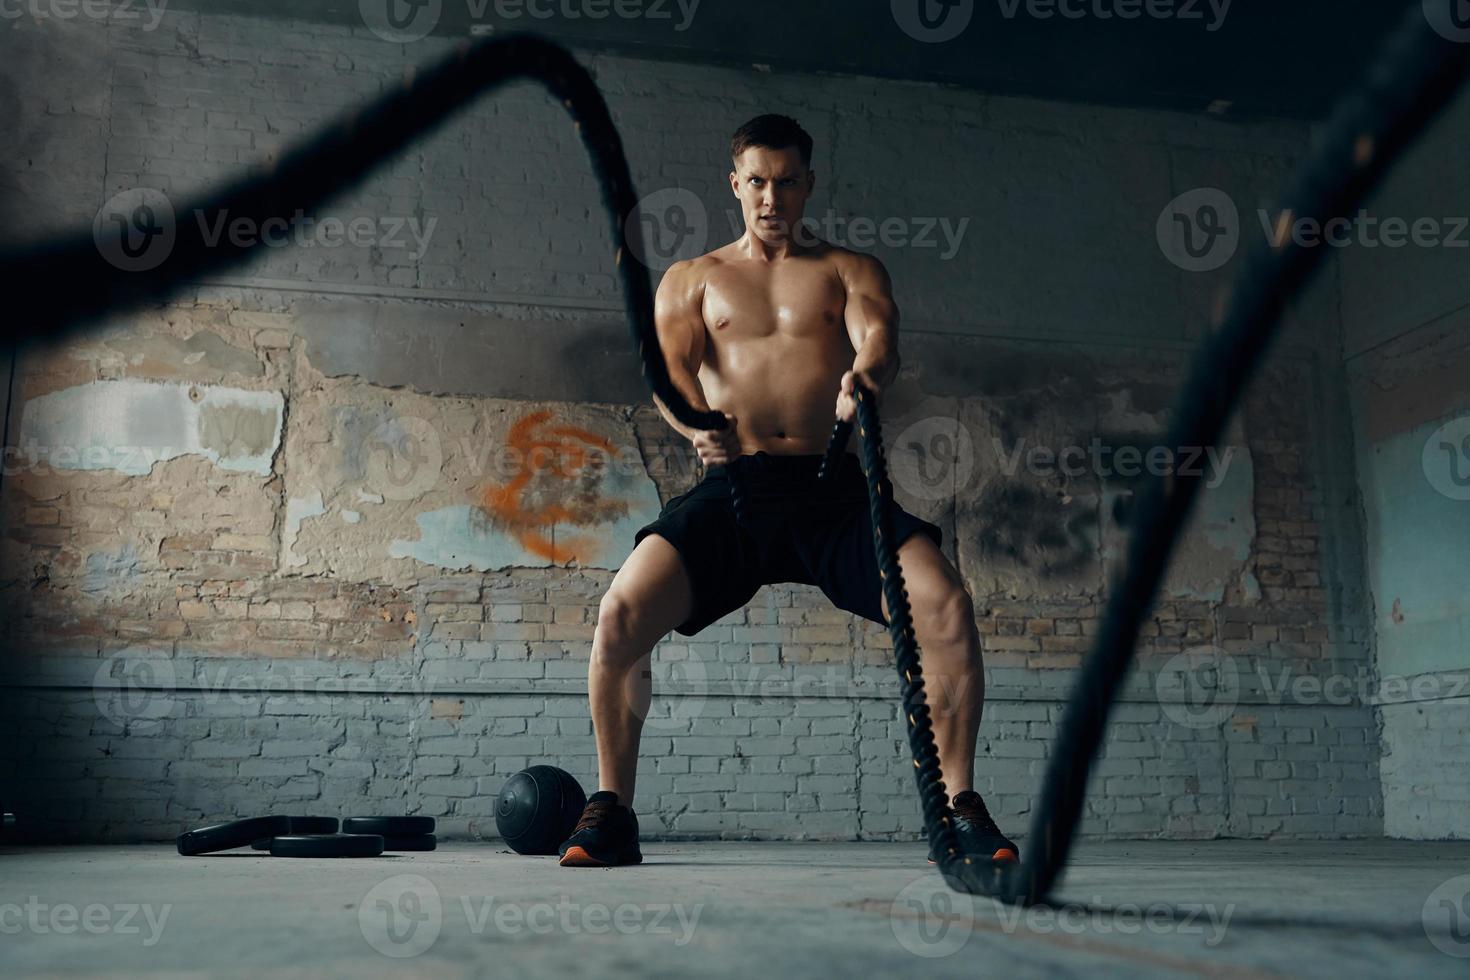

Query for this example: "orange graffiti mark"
[480,410,632,565]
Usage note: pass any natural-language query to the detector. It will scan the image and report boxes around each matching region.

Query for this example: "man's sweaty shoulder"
[823,242,892,295]
[656,253,714,300]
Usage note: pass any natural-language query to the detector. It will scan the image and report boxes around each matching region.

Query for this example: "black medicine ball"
[495,765,586,855]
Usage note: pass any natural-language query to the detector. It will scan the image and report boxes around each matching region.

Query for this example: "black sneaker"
[927,790,1019,865]
[558,791,643,867]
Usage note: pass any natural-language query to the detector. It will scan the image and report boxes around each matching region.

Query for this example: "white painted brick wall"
[3,670,1383,842]
[1379,690,1470,839]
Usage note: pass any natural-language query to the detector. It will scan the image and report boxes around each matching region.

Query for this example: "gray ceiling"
[169,0,1411,120]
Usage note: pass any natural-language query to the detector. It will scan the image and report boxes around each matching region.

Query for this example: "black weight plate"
[342,816,435,836]
[380,834,437,852]
[284,815,339,834]
[177,816,293,855]
[268,833,385,858]
[251,814,340,848]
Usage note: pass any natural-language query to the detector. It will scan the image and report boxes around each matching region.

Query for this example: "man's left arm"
[836,251,900,422]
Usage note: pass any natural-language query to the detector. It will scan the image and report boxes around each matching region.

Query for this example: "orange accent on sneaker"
[558,846,607,867]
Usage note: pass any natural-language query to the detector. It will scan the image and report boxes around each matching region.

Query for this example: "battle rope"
[1,4,1465,909]
[819,2,1470,906]
[0,33,751,521]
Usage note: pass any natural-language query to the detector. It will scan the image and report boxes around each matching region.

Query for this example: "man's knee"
[594,590,651,660]
[917,581,977,651]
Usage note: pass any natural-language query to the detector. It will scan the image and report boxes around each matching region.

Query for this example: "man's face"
[729,146,815,245]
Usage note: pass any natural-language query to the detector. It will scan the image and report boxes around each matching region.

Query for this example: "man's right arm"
[651,261,740,464]
[651,260,709,440]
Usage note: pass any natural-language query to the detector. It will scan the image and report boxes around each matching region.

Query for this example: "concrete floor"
[2,840,1468,978]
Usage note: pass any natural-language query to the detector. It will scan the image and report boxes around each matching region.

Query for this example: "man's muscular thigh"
[879,534,975,639]
[597,535,696,655]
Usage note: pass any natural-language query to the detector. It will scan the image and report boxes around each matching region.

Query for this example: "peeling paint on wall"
[17,379,282,476]
[281,383,663,581]
[481,410,641,564]
[78,329,264,382]
[83,543,140,594]
[283,490,326,569]
[389,504,543,570]
[1348,328,1470,679]
[1357,417,1470,676]
[390,409,660,571]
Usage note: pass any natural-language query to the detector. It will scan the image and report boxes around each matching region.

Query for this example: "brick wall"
[0,8,1383,842]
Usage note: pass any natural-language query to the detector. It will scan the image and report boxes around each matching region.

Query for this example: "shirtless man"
[558,114,1017,868]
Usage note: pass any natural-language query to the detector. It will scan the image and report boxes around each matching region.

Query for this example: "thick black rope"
[823,389,1012,897]
[0,33,749,519]
[821,2,1470,906]
[854,389,1012,894]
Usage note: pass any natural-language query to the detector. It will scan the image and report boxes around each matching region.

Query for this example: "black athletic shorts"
[633,451,942,637]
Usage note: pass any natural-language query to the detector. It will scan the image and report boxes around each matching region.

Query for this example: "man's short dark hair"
[730,114,813,169]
